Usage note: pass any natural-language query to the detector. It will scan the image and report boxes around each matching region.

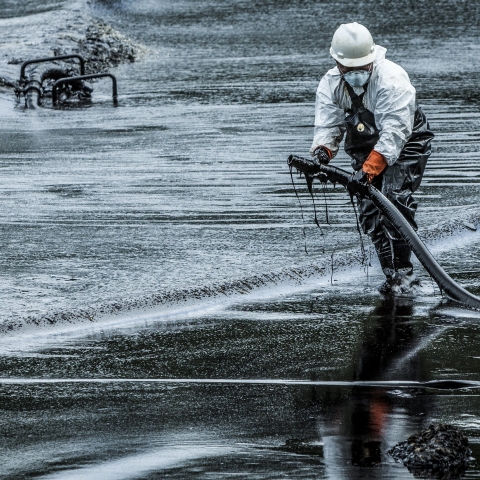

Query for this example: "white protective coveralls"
[310,46,415,166]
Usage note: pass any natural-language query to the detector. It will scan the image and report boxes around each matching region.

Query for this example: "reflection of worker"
[311,22,434,294]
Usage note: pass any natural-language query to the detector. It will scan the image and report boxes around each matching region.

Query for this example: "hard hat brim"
[330,46,376,67]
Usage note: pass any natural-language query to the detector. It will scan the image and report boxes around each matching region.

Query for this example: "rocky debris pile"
[2,19,144,81]
[4,18,145,106]
[388,424,472,477]
[73,21,144,74]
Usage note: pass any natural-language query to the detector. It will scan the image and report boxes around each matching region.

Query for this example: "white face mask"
[343,70,371,87]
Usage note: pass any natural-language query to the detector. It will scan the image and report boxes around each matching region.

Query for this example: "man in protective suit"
[311,22,434,294]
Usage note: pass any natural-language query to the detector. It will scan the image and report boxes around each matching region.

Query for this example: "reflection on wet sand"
[306,296,437,477]
[1,291,479,479]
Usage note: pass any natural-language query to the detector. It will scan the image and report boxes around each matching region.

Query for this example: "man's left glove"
[362,150,388,182]
[312,146,332,165]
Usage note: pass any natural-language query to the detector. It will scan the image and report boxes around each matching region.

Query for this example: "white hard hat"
[330,22,376,67]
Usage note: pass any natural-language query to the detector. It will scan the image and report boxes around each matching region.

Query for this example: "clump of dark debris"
[388,424,472,478]
[74,21,144,74]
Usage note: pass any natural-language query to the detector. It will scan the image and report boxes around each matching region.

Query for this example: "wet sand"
[1,0,480,478]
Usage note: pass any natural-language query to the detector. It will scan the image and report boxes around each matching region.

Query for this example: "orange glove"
[362,150,387,182]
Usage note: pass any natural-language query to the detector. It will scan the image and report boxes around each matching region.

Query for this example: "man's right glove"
[312,146,332,165]
[349,168,369,197]
[351,168,368,184]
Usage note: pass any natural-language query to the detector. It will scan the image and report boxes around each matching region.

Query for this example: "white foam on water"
[427,228,480,253]
[435,307,480,320]
[37,445,234,480]
[0,265,372,355]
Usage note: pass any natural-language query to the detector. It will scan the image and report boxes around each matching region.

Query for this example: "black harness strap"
[344,81,369,112]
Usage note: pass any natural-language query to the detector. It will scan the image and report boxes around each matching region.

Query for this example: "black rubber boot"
[392,241,413,274]
[376,239,418,295]
[379,271,418,296]
[374,237,395,281]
